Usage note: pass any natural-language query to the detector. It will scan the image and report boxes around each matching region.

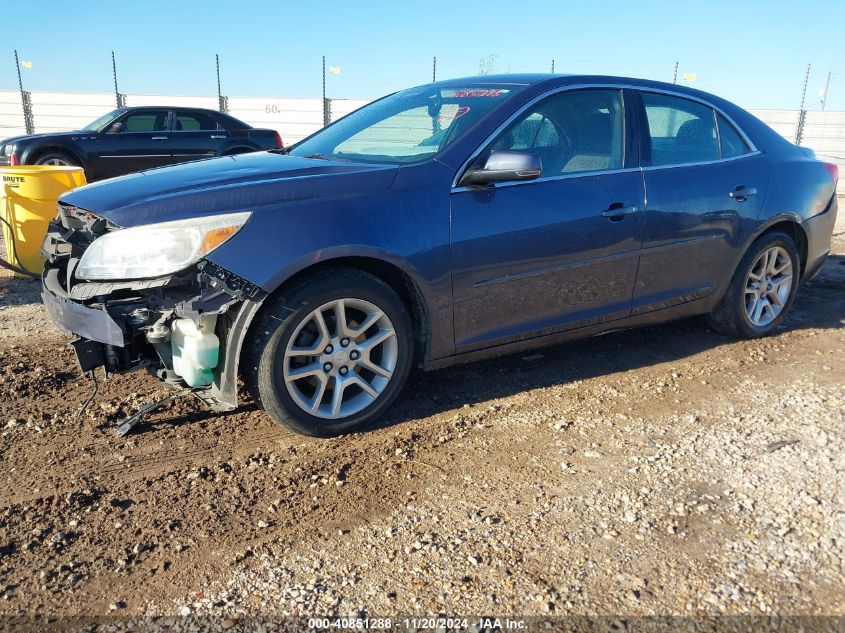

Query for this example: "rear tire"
[34,151,79,167]
[707,231,800,338]
[244,268,413,437]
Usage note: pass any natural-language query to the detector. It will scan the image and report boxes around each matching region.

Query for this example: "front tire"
[244,268,413,437]
[707,231,800,338]
[34,151,79,167]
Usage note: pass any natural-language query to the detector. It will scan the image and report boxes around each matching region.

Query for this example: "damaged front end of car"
[40,202,266,432]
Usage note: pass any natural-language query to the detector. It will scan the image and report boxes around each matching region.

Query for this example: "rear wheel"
[245,268,413,437]
[707,231,800,338]
[34,151,78,167]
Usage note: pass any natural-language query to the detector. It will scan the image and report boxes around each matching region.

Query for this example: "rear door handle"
[601,205,638,221]
[151,136,168,140]
[729,186,757,202]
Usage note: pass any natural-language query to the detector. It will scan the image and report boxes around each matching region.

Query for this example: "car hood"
[60,152,399,228]
[1,131,83,146]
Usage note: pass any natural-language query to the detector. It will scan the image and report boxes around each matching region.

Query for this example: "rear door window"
[641,93,718,166]
[175,111,223,132]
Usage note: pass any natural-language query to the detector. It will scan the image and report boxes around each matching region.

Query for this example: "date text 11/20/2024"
[307,617,527,630]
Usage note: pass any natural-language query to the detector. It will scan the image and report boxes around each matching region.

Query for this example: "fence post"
[795,109,807,146]
[21,91,34,135]
[216,54,228,113]
[324,97,332,125]
[322,56,330,126]
[795,63,810,144]
[111,51,123,109]
[14,49,34,134]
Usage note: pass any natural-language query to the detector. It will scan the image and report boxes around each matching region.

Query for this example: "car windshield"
[82,110,122,132]
[290,85,521,163]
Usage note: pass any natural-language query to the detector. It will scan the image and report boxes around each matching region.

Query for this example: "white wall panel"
[29,92,116,133]
[126,94,218,109]
[0,91,25,138]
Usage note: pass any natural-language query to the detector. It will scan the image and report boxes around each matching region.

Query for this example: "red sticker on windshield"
[452,89,506,98]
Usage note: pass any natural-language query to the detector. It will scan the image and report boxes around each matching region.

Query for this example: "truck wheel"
[244,268,413,437]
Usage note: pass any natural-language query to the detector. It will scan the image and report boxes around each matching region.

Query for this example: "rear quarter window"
[717,114,750,159]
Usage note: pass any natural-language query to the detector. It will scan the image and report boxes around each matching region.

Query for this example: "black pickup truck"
[0,106,283,181]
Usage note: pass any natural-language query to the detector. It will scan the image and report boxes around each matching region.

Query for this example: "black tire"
[244,268,413,437]
[33,151,79,167]
[707,231,800,339]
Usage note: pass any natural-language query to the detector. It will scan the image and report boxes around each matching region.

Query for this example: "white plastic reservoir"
[171,315,219,387]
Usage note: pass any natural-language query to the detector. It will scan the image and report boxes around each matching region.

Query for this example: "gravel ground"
[0,221,843,628]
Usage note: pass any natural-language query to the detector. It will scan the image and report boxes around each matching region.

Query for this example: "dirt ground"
[0,225,843,627]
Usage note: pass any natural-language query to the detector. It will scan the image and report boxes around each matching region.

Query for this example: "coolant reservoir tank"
[171,316,219,387]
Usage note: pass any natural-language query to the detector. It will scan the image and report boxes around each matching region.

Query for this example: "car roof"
[116,106,222,114]
[433,73,727,102]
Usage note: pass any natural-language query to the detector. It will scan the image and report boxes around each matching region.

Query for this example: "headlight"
[76,212,251,280]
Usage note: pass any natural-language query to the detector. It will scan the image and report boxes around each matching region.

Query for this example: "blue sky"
[4,0,844,110]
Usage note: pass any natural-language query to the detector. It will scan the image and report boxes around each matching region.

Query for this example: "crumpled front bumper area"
[41,286,125,347]
[39,207,266,407]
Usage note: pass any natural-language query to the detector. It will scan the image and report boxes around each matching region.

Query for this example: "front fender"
[207,247,437,412]
[264,243,432,298]
[21,139,87,165]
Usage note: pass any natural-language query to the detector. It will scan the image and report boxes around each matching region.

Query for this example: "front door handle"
[210,134,226,139]
[151,136,168,140]
[601,204,638,221]
[729,185,758,202]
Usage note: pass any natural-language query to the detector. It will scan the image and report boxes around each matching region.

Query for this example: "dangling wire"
[76,370,99,423]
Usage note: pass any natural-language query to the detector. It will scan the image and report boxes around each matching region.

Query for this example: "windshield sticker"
[442,89,509,98]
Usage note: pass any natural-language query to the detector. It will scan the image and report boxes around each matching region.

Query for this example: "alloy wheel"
[744,246,793,327]
[42,158,70,166]
[283,298,398,419]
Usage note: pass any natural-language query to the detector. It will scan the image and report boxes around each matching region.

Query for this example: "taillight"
[9,153,19,166]
[274,131,284,149]
[823,162,838,186]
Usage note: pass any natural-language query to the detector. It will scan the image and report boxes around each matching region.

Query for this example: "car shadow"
[373,252,845,432]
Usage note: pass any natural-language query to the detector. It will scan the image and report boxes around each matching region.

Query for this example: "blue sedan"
[41,74,839,436]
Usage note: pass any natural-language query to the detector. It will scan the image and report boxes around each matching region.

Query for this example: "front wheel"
[244,268,413,437]
[707,231,800,338]
[34,152,78,167]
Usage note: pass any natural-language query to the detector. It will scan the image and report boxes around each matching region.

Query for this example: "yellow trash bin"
[1,166,86,277]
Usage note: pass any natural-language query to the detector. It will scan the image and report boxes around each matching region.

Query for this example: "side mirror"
[460,150,542,186]
[107,122,124,134]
